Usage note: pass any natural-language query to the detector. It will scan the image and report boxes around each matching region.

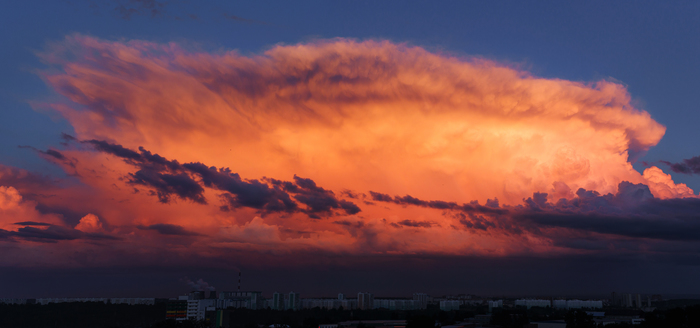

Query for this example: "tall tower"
[288,292,299,311]
[357,292,374,310]
[272,292,282,310]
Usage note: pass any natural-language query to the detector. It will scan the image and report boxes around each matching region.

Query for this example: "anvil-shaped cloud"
[1,35,697,273]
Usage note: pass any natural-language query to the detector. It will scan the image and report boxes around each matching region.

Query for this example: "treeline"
[556,306,700,328]
[0,302,166,328]
[219,306,469,328]
[641,305,700,328]
[487,307,568,328]
[219,306,565,328]
[3,302,699,328]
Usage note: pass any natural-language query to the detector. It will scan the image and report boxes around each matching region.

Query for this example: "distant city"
[0,287,667,327]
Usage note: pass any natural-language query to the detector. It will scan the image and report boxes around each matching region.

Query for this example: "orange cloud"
[42,35,675,204]
[74,214,103,233]
[1,35,693,268]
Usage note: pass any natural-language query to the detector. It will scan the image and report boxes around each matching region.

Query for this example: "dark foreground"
[2,301,700,328]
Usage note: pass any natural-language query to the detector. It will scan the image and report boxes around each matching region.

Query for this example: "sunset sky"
[2,1,700,298]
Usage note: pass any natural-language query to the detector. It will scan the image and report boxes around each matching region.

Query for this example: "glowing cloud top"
[1,35,696,270]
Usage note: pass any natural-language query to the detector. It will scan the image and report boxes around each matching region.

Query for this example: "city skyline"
[2,1,700,298]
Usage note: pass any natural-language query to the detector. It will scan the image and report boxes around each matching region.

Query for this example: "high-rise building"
[272,292,283,310]
[413,293,428,309]
[357,292,374,310]
[166,299,187,321]
[288,292,299,311]
[621,293,634,308]
[218,291,263,310]
[636,294,642,309]
[338,293,345,300]
[373,299,422,310]
[488,300,502,312]
[186,299,217,321]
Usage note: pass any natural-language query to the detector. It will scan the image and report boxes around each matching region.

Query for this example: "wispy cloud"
[662,156,700,175]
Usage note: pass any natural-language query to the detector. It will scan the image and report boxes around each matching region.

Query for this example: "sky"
[2,1,700,299]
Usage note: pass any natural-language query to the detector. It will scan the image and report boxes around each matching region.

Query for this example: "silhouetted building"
[219,291,263,309]
[288,292,299,311]
[357,292,374,310]
[440,300,460,311]
[374,299,422,310]
[559,300,603,309]
[621,294,634,307]
[272,292,283,310]
[413,293,428,309]
[187,299,216,321]
[488,300,502,312]
[166,299,187,321]
[515,299,551,309]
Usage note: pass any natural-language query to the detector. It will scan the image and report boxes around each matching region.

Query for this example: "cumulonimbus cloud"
[40,35,690,204]
[0,34,696,268]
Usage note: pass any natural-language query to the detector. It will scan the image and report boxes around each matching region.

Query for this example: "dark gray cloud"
[1,225,121,243]
[137,223,201,236]
[662,156,700,175]
[390,220,436,228]
[516,182,700,242]
[18,145,65,161]
[369,191,507,215]
[457,213,497,232]
[18,146,76,170]
[271,175,361,216]
[80,139,360,218]
[184,163,297,212]
[371,181,700,243]
[129,170,206,204]
[84,139,142,161]
[13,221,52,226]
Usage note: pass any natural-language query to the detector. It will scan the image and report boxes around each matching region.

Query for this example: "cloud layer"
[1,35,697,275]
